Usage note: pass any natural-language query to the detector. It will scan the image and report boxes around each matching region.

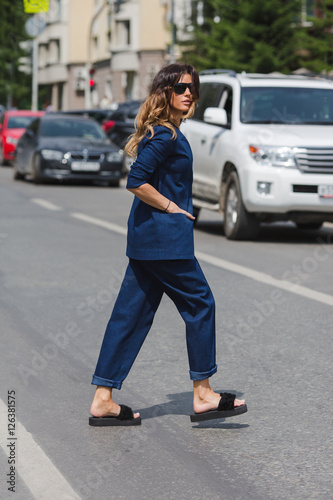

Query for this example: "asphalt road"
[0,166,332,500]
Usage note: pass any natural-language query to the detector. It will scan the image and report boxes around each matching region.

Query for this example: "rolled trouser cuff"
[189,364,218,381]
[91,374,122,390]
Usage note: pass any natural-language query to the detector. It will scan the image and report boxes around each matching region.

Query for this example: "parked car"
[181,70,333,239]
[105,100,142,148]
[13,114,124,186]
[0,110,44,165]
[61,100,142,149]
[105,100,142,174]
[59,108,117,134]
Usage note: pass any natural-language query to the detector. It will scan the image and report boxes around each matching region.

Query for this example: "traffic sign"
[23,0,49,13]
[25,16,46,37]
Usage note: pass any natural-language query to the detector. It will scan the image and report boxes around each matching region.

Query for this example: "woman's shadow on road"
[138,390,249,429]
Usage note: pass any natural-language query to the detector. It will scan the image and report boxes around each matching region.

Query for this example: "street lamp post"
[23,2,49,111]
[32,14,38,111]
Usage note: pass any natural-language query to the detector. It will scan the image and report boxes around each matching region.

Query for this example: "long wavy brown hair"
[125,63,200,157]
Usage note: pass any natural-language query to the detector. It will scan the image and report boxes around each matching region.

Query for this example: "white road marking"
[71,212,127,236]
[69,212,333,307]
[27,203,330,307]
[31,198,63,211]
[195,250,333,307]
[0,398,80,499]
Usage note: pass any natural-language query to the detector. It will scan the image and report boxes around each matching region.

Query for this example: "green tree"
[181,0,302,73]
[295,0,333,73]
[0,0,31,109]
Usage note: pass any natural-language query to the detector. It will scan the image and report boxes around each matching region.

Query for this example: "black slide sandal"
[89,404,142,426]
[190,392,247,423]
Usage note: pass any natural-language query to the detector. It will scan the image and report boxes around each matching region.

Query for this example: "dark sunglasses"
[172,83,194,95]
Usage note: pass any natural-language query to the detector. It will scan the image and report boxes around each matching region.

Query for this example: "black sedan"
[13,114,124,186]
[59,108,116,132]
[60,100,142,149]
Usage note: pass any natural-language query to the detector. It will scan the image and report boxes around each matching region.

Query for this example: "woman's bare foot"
[90,386,140,419]
[193,379,245,414]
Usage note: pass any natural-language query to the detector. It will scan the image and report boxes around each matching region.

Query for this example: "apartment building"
[87,0,170,105]
[37,0,94,110]
[36,0,189,110]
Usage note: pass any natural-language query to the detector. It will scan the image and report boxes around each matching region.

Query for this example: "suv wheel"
[224,172,260,240]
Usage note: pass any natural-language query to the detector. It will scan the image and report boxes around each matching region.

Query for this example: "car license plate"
[71,161,100,171]
[318,185,333,198]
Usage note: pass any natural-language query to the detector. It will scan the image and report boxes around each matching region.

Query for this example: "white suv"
[181,70,333,239]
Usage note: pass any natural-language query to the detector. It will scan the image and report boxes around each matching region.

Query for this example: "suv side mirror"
[203,107,228,126]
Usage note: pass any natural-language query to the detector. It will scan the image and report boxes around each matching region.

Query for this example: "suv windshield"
[40,118,106,139]
[240,87,333,125]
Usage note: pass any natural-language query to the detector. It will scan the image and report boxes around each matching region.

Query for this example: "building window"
[116,20,130,47]
[49,39,60,64]
[47,0,62,23]
[39,44,48,68]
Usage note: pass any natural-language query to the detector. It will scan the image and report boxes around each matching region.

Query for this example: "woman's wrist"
[163,200,171,212]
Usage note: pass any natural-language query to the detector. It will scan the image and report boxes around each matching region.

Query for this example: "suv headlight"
[249,145,297,168]
[106,151,123,163]
[41,149,63,161]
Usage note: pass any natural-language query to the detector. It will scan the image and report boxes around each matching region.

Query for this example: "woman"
[89,63,247,426]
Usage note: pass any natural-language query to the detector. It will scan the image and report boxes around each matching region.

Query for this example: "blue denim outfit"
[126,126,194,260]
[92,126,217,389]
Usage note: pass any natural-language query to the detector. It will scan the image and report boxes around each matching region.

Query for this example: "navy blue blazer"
[126,125,194,260]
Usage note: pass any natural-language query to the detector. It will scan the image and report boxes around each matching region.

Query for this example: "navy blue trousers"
[92,258,217,389]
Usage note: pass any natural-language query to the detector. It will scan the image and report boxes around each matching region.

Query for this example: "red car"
[0,110,44,165]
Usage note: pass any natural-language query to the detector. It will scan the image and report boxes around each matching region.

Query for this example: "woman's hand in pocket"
[166,201,195,221]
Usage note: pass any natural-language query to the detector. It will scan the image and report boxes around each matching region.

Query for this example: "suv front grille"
[295,147,333,174]
[293,184,317,193]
